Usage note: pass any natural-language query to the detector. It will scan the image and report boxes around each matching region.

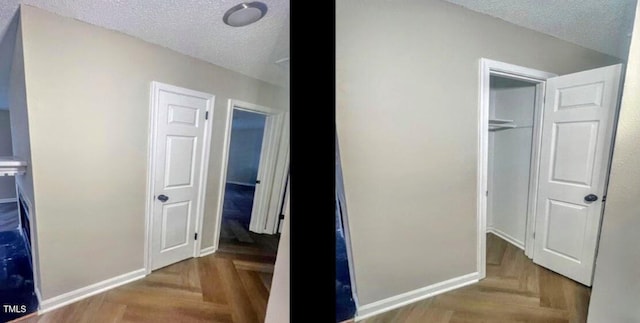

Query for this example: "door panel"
[533,64,622,286]
[151,87,211,270]
[549,121,598,186]
[544,199,588,261]
[557,82,604,109]
[165,136,197,188]
[161,201,192,250]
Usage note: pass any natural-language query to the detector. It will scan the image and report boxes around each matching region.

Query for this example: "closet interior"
[487,75,538,249]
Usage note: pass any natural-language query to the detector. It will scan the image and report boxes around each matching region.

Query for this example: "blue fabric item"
[0,229,38,322]
[336,201,356,322]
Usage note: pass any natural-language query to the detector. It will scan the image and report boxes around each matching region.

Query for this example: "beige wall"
[336,0,620,306]
[0,110,15,199]
[19,5,288,300]
[587,2,640,322]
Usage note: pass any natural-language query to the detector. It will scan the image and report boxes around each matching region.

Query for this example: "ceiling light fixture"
[223,2,268,27]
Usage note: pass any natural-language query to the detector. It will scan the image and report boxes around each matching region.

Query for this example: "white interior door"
[151,85,211,270]
[533,64,622,286]
[248,113,270,233]
[241,108,284,234]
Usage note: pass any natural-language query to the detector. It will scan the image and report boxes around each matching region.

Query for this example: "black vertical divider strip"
[290,0,337,321]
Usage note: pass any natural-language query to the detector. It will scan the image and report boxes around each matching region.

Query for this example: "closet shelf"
[0,157,27,177]
[489,118,514,124]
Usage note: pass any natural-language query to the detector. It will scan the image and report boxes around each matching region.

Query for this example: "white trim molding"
[212,98,286,253]
[34,286,43,306]
[210,100,233,253]
[354,272,480,321]
[38,268,146,314]
[0,198,17,204]
[265,112,290,234]
[199,246,216,257]
[487,227,524,250]
[477,58,556,278]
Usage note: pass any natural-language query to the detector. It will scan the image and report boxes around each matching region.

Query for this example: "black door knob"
[157,194,169,202]
[584,194,598,202]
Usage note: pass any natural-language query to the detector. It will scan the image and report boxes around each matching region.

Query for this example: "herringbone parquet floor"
[363,233,591,323]
[12,251,275,323]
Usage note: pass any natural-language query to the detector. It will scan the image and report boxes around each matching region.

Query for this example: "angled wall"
[587,1,640,322]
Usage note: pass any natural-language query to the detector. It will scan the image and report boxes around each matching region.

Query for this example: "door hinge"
[205,111,209,120]
[194,233,198,240]
[279,213,285,220]
[602,196,607,202]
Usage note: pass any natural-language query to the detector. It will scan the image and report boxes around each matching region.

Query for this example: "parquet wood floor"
[12,251,276,323]
[218,219,280,259]
[363,233,591,323]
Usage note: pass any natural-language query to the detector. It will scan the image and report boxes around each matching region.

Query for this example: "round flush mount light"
[223,2,268,27]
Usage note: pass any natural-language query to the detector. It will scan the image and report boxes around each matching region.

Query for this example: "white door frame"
[212,99,286,250]
[144,81,215,274]
[265,113,290,234]
[477,58,556,279]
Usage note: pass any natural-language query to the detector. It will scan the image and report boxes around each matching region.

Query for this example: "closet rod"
[488,118,514,124]
[489,125,533,131]
[490,70,545,83]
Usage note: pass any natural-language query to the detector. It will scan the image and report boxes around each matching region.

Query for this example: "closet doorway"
[478,59,623,286]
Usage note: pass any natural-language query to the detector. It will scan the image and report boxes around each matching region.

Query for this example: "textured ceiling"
[0,0,289,94]
[443,0,637,59]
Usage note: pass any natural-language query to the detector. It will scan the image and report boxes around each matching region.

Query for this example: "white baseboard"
[0,198,17,204]
[354,272,479,321]
[226,181,256,187]
[38,268,146,314]
[34,285,43,306]
[487,227,524,250]
[199,246,216,257]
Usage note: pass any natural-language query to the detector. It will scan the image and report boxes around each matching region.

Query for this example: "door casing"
[144,81,215,274]
[212,99,286,252]
[478,58,556,279]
